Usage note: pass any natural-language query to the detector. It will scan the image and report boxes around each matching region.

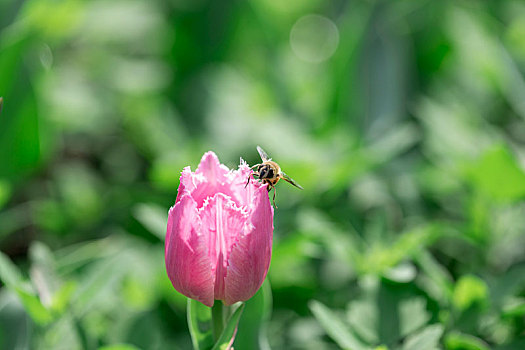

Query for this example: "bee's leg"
[245,164,261,188]
[245,172,258,188]
[271,185,277,208]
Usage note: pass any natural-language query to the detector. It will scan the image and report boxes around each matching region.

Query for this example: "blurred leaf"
[347,279,430,347]
[330,123,420,191]
[402,324,443,350]
[384,263,417,284]
[49,282,76,315]
[122,277,155,311]
[0,290,32,350]
[0,29,42,179]
[234,280,272,350]
[0,251,52,325]
[489,264,525,309]
[452,275,488,311]
[269,233,318,289]
[309,300,368,350]
[469,145,525,201]
[14,287,52,325]
[502,297,525,318]
[24,0,83,41]
[494,337,525,350]
[0,90,41,179]
[0,251,23,287]
[73,252,131,316]
[211,303,244,350]
[98,345,141,350]
[0,35,28,94]
[54,237,122,274]
[29,241,59,308]
[414,250,454,304]
[445,331,491,350]
[346,298,377,344]
[188,299,214,350]
[399,298,431,339]
[327,0,372,131]
[132,203,167,240]
[54,163,104,228]
[360,223,440,275]
[82,0,169,49]
[367,123,420,164]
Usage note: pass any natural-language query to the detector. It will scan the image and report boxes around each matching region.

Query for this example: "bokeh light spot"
[290,14,339,63]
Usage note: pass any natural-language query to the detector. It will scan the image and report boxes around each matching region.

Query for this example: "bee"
[246,146,303,207]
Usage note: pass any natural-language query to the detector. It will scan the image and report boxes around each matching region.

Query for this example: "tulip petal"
[165,194,214,307]
[190,152,241,209]
[175,167,197,204]
[223,186,273,305]
[199,193,249,301]
[196,152,230,186]
[227,163,265,208]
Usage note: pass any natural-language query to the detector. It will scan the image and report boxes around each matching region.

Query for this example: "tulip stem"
[212,301,225,341]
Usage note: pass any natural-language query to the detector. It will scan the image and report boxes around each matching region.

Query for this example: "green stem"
[212,301,224,341]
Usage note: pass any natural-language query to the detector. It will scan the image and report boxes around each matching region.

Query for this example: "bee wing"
[280,171,303,190]
[256,145,271,162]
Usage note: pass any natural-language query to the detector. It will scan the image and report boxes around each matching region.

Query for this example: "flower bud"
[165,152,273,307]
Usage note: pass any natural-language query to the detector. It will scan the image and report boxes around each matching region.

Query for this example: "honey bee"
[246,146,303,206]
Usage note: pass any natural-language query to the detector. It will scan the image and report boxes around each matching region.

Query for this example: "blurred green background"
[2,0,525,349]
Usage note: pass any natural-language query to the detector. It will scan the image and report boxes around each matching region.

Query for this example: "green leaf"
[346,298,377,344]
[0,179,11,210]
[211,303,244,350]
[98,344,142,350]
[414,250,454,303]
[0,251,52,325]
[132,203,168,240]
[402,324,443,350]
[0,291,32,350]
[309,300,368,350]
[0,34,42,180]
[469,145,525,201]
[0,251,23,287]
[73,253,131,316]
[399,298,431,339]
[445,331,491,350]
[14,287,53,325]
[347,279,430,346]
[187,299,214,350]
[502,297,525,318]
[490,264,525,308]
[234,280,272,350]
[29,241,59,307]
[453,275,488,311]
[50,281,77,314]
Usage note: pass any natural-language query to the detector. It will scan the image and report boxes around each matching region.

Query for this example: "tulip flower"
[165,151,274,307]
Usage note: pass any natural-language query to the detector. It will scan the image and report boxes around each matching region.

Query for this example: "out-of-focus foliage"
[1,0,525,349]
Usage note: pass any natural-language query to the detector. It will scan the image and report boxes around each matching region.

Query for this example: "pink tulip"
[165,151,274,307]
